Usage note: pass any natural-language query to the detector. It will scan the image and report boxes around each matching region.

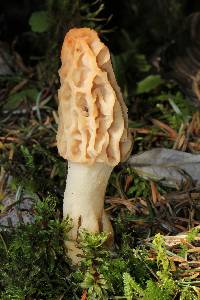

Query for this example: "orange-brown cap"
[57,28,132,166]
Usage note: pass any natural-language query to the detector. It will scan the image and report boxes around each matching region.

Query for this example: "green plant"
[0,195,73,299]
[186,227,200,243]
[29,11,50,33]
[75,231,112,299]
[122,233,200,300]
[123,272,144,299]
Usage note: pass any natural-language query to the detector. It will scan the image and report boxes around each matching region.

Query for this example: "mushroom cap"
[57,28,132,166]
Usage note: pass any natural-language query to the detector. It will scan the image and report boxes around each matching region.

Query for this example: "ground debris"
[0,192,35,230]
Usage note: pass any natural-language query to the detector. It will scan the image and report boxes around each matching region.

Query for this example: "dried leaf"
[128,148,200,188]
[0,43,13,76]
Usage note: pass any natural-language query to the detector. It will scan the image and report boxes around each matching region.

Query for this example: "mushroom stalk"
[63,161,114,262]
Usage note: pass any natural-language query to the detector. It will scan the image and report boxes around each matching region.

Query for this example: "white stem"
[63,161,114,262]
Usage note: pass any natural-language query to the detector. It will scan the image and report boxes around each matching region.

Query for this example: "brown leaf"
[81,289,87,300]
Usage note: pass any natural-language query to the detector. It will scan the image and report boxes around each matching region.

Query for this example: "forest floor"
[1,1,200,299]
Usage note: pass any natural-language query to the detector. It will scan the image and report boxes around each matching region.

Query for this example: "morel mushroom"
[57,28,132,263]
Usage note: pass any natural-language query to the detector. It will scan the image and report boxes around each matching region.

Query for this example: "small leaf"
[136,75,163,94]
[4,88,38,110]
[4,92,24,110]
[29,11,50,33]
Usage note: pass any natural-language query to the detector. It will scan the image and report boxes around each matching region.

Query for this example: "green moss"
[0,196,72,299]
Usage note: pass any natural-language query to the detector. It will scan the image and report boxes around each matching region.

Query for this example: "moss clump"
[0,196,73,300]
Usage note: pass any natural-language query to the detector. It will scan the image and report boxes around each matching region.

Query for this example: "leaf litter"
[1,7,200,298]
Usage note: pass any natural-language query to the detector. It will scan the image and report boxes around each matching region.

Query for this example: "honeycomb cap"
[57,28,132,166]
